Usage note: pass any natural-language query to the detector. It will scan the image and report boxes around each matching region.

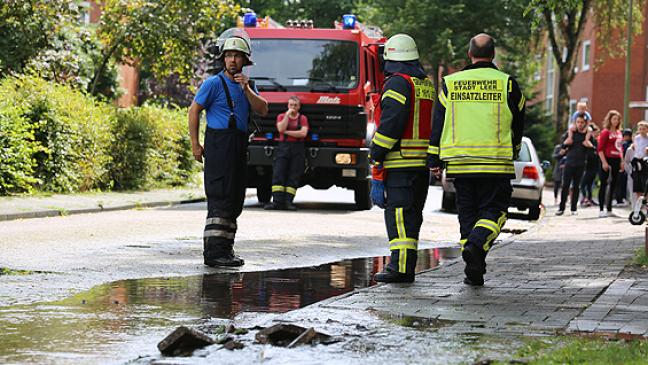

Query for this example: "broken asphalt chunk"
[223,340,245,350]
[255,324,333,347]
[158,326,215,357]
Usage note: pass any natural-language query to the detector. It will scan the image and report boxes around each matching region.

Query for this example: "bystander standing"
[580,123,600,207]
[556,114,593,215]
[597,110,624,218]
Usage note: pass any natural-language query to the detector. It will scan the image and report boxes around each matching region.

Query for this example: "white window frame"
[582,40,591,72]
[80,1,91,25]
[569,100,577,116]
[546,47,555,114]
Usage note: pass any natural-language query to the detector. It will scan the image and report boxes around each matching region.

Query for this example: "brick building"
[538,5,648,128]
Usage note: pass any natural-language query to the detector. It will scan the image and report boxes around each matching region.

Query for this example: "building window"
[546,48,555,114]
[582,40,591,71]
[569,100,577,117]
[80,2,91,25]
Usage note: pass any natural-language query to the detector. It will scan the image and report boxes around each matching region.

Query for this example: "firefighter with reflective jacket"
[370,34,435,283]
[188,30,268,267]
[428,33,525,286]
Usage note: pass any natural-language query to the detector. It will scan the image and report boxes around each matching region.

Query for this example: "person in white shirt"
[630,121,648,207]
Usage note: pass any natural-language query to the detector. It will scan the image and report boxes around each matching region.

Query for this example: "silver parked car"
[441,137,547,220]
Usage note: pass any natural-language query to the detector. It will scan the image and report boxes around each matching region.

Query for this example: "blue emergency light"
[342,14,356,29]
[265,132,274,140]
[243,12,257,27]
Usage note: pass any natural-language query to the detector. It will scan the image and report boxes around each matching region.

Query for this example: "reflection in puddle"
[0,247,460,364]
[379,313,455,330]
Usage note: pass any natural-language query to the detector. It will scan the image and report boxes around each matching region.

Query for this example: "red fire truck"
[243,14,386,209]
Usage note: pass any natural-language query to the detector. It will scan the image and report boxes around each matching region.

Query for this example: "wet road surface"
[0,248,460,364]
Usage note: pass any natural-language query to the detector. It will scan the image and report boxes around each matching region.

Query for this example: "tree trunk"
[89,41,120,96]
[555,70,571,140]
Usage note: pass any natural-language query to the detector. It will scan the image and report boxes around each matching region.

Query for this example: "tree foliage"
[0,0,80,76]
[93,0,241,94]
[244,0,357,28]
[356,0,531,79]
[0,0,120,99]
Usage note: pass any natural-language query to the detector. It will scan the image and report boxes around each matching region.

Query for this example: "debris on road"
[223,340,245,350]
[158,326,215,356]
[255,324,333,347]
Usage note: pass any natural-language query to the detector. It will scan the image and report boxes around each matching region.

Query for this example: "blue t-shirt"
[193,72,258,132]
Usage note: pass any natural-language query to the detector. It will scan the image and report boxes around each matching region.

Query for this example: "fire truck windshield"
[249,39,359,93]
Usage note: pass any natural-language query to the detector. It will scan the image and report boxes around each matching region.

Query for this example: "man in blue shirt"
[188,34,268,267]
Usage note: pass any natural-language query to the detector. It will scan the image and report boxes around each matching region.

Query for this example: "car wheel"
[528,199,541,220]
[628,211,646,225]
[441,191,456,213]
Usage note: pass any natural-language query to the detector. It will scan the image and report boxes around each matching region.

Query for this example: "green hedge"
[0,75,196,195]
[110,106,194,190]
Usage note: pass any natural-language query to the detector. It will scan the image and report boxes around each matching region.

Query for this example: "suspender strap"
[218,74,237,129]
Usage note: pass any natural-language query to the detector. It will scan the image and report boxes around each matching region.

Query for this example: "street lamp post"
[623,0,634,129]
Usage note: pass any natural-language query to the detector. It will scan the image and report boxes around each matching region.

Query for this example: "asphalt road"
[0,185,535,307]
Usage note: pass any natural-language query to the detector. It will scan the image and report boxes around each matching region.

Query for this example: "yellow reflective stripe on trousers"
[382,89,407,105]
[459,238,467,251]
[285,186,297,195]
[474,219,500,252]
[389,238,417,250]
[497,211,507,228]
[427,145,439,154]
[395,207,408,273]
[372,132,398,149]
[272,185,285,192]
[395,207,406,239]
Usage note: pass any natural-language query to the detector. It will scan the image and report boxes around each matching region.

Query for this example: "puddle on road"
[379,313,455,330]
[0,247,460,365]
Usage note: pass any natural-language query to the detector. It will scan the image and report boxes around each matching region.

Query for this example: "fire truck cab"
[244,14,386,210]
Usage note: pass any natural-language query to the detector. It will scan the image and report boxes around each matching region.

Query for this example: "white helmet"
[383,34,419,62]
[217,28,253,66]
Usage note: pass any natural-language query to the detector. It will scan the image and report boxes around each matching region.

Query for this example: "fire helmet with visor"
[216,28,253,66]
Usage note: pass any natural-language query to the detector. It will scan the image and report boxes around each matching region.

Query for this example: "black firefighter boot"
[284,193,297,211]
[264,190,285,210]
[462,243,486,286]
[374,249,416,283]
[204,239,245,267]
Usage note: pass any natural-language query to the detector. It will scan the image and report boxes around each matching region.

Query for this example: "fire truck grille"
[253,103,367,140]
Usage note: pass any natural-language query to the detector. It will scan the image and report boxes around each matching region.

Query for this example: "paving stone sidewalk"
[289,205,648,338]
[0,186,207,221]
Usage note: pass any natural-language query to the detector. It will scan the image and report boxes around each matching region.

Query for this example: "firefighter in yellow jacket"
[428,33,525,286]
[370,34,435,283]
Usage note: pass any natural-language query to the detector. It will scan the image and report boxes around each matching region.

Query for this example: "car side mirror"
[541,160,551,170]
